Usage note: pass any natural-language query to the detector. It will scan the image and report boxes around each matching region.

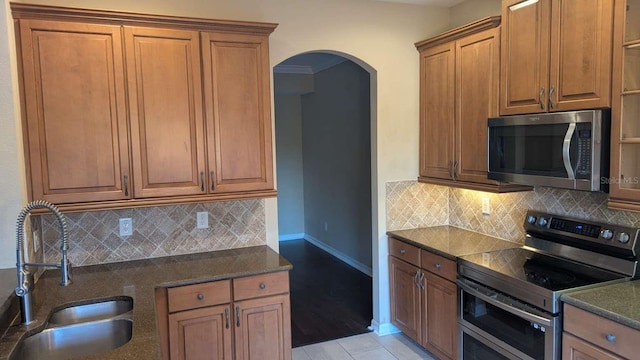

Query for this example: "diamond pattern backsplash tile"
[386,181,449,230]
[40,200,266,266]
[387,181,640,244]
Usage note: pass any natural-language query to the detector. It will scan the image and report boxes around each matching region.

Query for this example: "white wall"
[0,0,451,330]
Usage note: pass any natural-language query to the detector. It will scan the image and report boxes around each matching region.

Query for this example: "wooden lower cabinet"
[157,271,291,360]
[388,237,457,360]
[563,304,640,360]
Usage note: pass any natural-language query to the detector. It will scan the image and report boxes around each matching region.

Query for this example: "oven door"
[457,278,559,360]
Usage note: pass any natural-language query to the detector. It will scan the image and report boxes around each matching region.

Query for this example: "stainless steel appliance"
[487,109,610,192]
[457,210,640,360]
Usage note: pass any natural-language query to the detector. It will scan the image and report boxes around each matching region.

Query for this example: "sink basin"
[48,298,133,325]
[11,318,133,360]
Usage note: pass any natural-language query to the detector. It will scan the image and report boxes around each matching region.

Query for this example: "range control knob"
[526,215,537,224]
[618,232,631,244]
[537,217,548,227]
[601,229,614,240]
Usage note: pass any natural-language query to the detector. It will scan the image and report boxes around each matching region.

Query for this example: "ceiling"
[373,0,465,6]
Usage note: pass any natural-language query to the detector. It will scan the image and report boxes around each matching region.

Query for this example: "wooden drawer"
[389,237,421,267]
[421,250,456,282]
[564,304,640,359]
[167,280,231,313]
[233,271,289,301]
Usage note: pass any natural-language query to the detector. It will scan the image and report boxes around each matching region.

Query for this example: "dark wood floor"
[279,239,373,347]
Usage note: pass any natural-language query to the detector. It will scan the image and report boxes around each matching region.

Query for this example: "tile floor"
[292,332,438,360]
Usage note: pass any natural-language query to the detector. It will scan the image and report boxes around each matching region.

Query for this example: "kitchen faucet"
[15,200,72,324]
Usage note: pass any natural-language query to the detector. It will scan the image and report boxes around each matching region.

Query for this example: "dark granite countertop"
[0,245,292,359]
[387,226,519,260]
[561,279,640,331]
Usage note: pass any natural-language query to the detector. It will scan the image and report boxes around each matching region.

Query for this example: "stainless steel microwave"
[487,110,610,192]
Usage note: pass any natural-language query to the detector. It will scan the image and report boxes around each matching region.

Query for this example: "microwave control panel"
[575,127,592,179]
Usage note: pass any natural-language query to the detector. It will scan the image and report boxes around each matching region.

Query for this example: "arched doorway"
[273,51,376,346]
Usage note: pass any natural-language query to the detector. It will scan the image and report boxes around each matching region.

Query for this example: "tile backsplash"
[40,200,266,266]
[387,181,640,243]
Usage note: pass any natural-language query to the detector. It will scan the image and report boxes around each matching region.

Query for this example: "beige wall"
[0,0,452,330]
[449,0,500,28]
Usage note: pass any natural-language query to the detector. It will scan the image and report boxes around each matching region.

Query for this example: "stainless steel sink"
[10,297,134,359]
[48,298,133,325]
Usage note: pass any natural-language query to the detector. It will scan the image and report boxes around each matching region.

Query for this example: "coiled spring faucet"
[16,200,72,324]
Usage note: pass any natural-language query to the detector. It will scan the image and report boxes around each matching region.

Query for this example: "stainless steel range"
[457,210,640,360]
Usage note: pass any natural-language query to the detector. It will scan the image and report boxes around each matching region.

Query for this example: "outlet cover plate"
[119,218,133,236]
[197,212,209,229]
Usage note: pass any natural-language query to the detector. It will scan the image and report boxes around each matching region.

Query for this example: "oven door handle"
[563,122,576,180]
[458,280,552,327]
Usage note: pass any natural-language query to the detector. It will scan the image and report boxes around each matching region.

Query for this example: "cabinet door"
[233,294,291,360]
[562,333,623,360]
[18,20,130,203]
[125,27,206,198]
[549,0,613,111]
[168,305,233,360]
[419,42,455,180]
[500,0,551,115]
[422,272,457,360]
[201,32,274,193]
[389,256,422,342]
[456,27,501,184]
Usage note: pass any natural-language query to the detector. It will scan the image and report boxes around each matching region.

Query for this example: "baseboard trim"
[369,319,401,336]
[304,234,373,277]
[278,233,305,241]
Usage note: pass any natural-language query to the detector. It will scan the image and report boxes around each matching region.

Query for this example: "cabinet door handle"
[200,171,205,192]
[418,272,425,289]
[539,87,545,110]
[448,160,454,179]
[210,171,215,191]
[548,85,555,109]
[123,175,129,197]
[606,333,616,342]
[224,308,230,329]
[413,270,420,288]
[453,161,459,181]
[235,305,240,327]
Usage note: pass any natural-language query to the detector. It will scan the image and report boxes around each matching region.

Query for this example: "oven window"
[462,332,510,360]
[462,290,545,359]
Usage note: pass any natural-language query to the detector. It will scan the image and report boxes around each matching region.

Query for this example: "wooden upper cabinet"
[12,4,278,211]
[500,0,613,115]
[17,20,131,204]
[202,32,274,193]
[456,27,500,184]
[125,27,206,198]
[416,17,531,192]
[419,42,455,180]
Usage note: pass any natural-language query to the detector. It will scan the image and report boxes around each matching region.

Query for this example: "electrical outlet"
[119,218,133,236]
[482,197,491,215]
[197,211,209,229]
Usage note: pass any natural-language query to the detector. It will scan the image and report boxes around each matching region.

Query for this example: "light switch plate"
[197,212,209,229]
[119,218,133,236]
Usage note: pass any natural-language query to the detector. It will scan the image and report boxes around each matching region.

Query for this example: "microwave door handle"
[563,122,576,180]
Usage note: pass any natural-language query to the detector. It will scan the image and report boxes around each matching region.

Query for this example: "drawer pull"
[400,249,406,255]
[259,283,266,289]
[606,333,616,342]
[197,293,204,300]
[435,263,441,270]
